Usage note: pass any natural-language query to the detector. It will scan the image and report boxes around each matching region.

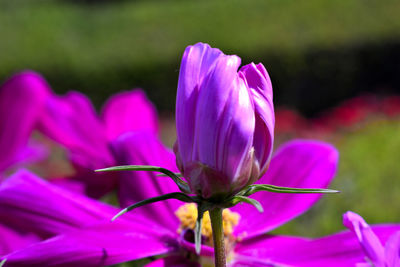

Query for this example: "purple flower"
[36,86,159,197]
[343,211,400,266]
[0,70,159,196]
[0,137,343,266]
[0,71,161,254]
[0,71,50,174]
[174,43,274,199]
[0,70,159,198]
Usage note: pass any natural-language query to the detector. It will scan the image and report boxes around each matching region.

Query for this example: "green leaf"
[111,192,195,221]
[96,165,191,194]
[0,259,6,267]
[194,204,205,255]
[229,196,264,212]
[242,184,339,196]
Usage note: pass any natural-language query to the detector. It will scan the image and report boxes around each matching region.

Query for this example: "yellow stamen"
[175,203,240,241]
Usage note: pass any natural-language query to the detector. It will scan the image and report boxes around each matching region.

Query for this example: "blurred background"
[1,0,400,246]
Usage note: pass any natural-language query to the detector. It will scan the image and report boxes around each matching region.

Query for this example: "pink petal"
[385,231,400,266]
[2,222,178,267]
[3,140,48,172]
[0,71,50,171]
[49,178,86,194]
[0,224,39,256]
[291,225,400,266]
[0,170,120,238]
[101,89,159,140]
[343,211,385,265]
[39,91,113,167]
[273,231,364,266]
[145,256,201,267]
[70,164,118,198]
[111,132,181,231]
[37,91,117,197]
[232,140,339,240]
[233,235,309,266]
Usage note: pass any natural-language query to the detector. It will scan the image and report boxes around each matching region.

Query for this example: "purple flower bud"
[175,43,274,199]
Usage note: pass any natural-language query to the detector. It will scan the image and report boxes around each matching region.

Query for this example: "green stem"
[209,207,226,267]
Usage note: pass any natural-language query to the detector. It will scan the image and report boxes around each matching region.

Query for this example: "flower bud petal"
[240,63,274,174]
[176,43,224,167]
[175,43,275,199]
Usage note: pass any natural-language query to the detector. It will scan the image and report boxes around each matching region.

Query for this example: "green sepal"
[157,173,183,177]
[96,165,191,194]
[112,192,195,221]
[240,184,339,196]
[194,204,205,255]
[0,259,6,267]
[228,195,263,212]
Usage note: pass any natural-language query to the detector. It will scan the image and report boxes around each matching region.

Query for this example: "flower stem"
[210,207,226,267]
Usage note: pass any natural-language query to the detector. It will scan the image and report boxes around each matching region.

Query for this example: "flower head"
[0,137,341,266]
[174,43,274,199]
[2,71,159,198]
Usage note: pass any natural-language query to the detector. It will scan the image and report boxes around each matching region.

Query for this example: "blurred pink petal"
[0,71,50,172]
[111,132,180,230]
[101,90,159,140]
[38,91,113,168]
[0,170,118,238]
[37,91,117,197]
[233,235,309,267]
[385,231,400,266]
[0,224,39,256]
[2,140,48,172]
[145,256,201,267]
[2,222,177,267]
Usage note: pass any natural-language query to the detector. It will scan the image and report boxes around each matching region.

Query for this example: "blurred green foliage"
[1,0,400,114]
[273,118,400,237]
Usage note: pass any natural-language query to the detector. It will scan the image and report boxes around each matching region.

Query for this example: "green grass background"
[1,0,400,113]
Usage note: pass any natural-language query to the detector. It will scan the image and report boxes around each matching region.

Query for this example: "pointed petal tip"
[343,211,367,229]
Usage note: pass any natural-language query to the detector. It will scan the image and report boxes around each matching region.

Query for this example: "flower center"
[175,203,240,246]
